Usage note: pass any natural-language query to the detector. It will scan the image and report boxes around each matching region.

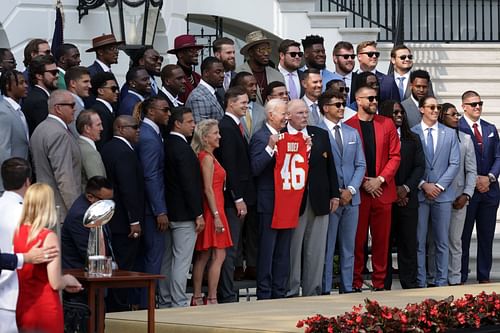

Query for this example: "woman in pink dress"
[14,183,82,333]
[190,119,233,305]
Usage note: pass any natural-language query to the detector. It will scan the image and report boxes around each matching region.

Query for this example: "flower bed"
[296,291,500,332]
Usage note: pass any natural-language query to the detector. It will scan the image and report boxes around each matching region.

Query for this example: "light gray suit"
[77,136,106,191]
[30,116,82,217]
[241,101,266,142]
[402,97,421,128]
[0,98,29,192]
[428,131,477,284]
[412,122,460,287]
[236,62,285,106]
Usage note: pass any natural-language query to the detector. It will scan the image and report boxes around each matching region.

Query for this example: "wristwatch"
[488,173,497,183]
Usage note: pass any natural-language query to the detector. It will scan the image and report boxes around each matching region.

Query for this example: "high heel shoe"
[206,297,218,305]
[190,296,206,306]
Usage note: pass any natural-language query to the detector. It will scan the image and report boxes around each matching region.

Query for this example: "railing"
[319,0,500,43]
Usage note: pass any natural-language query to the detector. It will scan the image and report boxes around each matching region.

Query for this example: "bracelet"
[213,211,219,216]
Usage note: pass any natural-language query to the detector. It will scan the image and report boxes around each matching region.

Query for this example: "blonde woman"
[190,119,232,305]
[14,183,82,333]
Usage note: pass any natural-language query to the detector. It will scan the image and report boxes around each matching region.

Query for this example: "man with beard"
[54,43,81,89]
[402,70,431,128]
[332,41,356,104]
[213,37,237,106]
[167,34,204,103]
[121,47,163,98]
[159,64,186,109]
[301,35,341,92]
[237,30,284,106]
[23,54,58,135]
[278,39,304,100]
[86,34,122,78]
[301,69,323,126]
[186,57,225,123]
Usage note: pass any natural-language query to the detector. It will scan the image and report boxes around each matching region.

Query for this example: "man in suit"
[54,43,81,89]
[160,107,204,307]
[61,176,114,270]
[121,46,162,98]
[30,89,82,218]
[0,70,29,193]
[301,35,341,92]
[118,66,151,116]
[237,30,284,106]
[21,39,51,91]
[186,57,225,123]
[287,99,340,297]
[402,70,431,128]
[353,41,400,104]
[427,103,476,286]
[76,110,106,191]
[86,34,123,78]
[301,69,323,126]
[333,41,356,105]
[167,34,204,103]
[135,97,169,306]
[345,86,401,291]
[318,90,366,294]
[379,101,425,290]
[100,115,144,310]
[263,81,289,103]
[159,64,186,109]
[278,39,304,100]
[90,72,119,150]
[460,90,500,284]
[411,96,460,287]
[65,66,92,137]
[0,157,58,331]
[231,71,266,142]
[215,86,256,302]
[213,37,237,106]
[23,54,58,135]
[250,99,290,299]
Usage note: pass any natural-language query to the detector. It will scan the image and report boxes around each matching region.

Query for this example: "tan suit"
[78,136,106,191]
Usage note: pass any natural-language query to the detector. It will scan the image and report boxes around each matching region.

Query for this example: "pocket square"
[488,132,494,137]
[348,141,356,145]
[322,152,328,158]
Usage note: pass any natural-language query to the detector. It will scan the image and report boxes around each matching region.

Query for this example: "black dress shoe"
[372,287,385,291]
[427,283,436,288]
[353,288,362,293]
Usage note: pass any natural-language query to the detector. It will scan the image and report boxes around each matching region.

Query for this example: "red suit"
[345,114,400,289]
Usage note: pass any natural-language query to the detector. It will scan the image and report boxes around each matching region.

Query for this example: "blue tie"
[398,77,405,100]
[426,128,434,162]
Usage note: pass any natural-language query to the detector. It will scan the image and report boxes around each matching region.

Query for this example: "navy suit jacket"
[23,85,49,136]
[117,92,143,117]
[350,71,401,104]
[61,194,91,269]
[87,61,105,78]
[91,100,115,151]
[459,117,500,202]
[136,122,167,217]
[0,251,18,274]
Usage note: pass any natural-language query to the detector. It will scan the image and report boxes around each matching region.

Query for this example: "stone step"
[432,76,500,94]
[416,60,500,77]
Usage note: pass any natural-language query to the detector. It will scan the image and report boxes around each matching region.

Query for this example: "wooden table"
[64,269,164,333]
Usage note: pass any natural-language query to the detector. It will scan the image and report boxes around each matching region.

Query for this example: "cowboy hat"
[167,34,204,54]
[240,30,275,56]
[86,34,124,52]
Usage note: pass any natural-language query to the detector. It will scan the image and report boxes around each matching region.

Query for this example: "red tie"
[473,123,483,151]
[239,122,245,136]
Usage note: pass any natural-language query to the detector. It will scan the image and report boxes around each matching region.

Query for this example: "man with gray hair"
[30,89,82,218]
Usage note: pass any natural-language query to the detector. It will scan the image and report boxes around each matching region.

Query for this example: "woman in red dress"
[14,183,82,333]
[191,119,233,305]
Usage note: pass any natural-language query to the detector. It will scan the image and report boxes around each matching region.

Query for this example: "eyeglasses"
[336,54,356,60]
[423,104,442,111]
[286,51,303,58]
[45,69,59,76]
[359,52,380,58]
[56,102,76,108]
[398,54,413,61]
[464,101,484,108]
[393,110,404,115]
[102,86,119,93]
[255,46,272,54]
[338,86,350,93]
[358,95,378,102]
[444,112,461,118]
[325,102,346,108]
[121,124,140,130]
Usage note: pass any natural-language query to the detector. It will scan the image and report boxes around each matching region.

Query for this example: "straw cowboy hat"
[240,30,275,56]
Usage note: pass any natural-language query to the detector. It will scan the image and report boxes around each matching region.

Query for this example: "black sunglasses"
[338,86,350,93]
[121,124,140,130]
[423,104,442,111]
[287,51,304,58]
[464,101,484,108]
[359,95,378,102]
[359,52,380,58]
[444,112,461,118]
[103,86,119,93]
[398,54,413,61]
[45,69,59,76]
[336,54,356,60]
[393,110,405,115]
[326,102,346,108]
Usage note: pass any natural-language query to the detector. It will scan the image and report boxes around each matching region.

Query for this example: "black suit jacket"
[350,71,401,105]
[395,134,425,208]
[284,125,340,216]
[87,61,105,78]
[100,138,145,234]
[164,133,203,221]
[23,86,49,136]
[91,100,115,151]
[0,251,18,274]
[215,115,256,207]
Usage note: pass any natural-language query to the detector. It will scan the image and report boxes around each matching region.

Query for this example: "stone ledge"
[307,11,350,28]
[277,0,315,12]
[338,27,380,43]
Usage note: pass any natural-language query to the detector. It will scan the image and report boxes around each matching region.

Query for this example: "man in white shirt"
[159,64,186,109]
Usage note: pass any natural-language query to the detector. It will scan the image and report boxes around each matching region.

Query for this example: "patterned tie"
[239,122,245,136]
[473,123,483,152]
[223,72,231,91]
[288,73,299,100]
[245,104,253,135]
[426,128,434,162]
[311,103,320,125]
[334,124,343,155]
[398,77,405,100]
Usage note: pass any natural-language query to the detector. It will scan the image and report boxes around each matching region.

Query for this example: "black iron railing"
[320,0,500,42]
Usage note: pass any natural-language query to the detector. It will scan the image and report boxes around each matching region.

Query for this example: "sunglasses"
[287,51,304,58]
[121,124,140,130]
[152,106,171,113]
[359,52,380,58]
[464,101,484,108]
[424,104,442,111]
[103,86,119,93]
[338,86,350,93]
[326,102,346,108]
[398,54,413,61]
[336,54,356,60]
[56,102,76,108]
[45,69,59,76]
[359,95,378,102]
[444,112,461,118]
[393,110,405,115]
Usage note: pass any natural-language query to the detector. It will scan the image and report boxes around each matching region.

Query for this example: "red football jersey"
[272,132,309,229]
